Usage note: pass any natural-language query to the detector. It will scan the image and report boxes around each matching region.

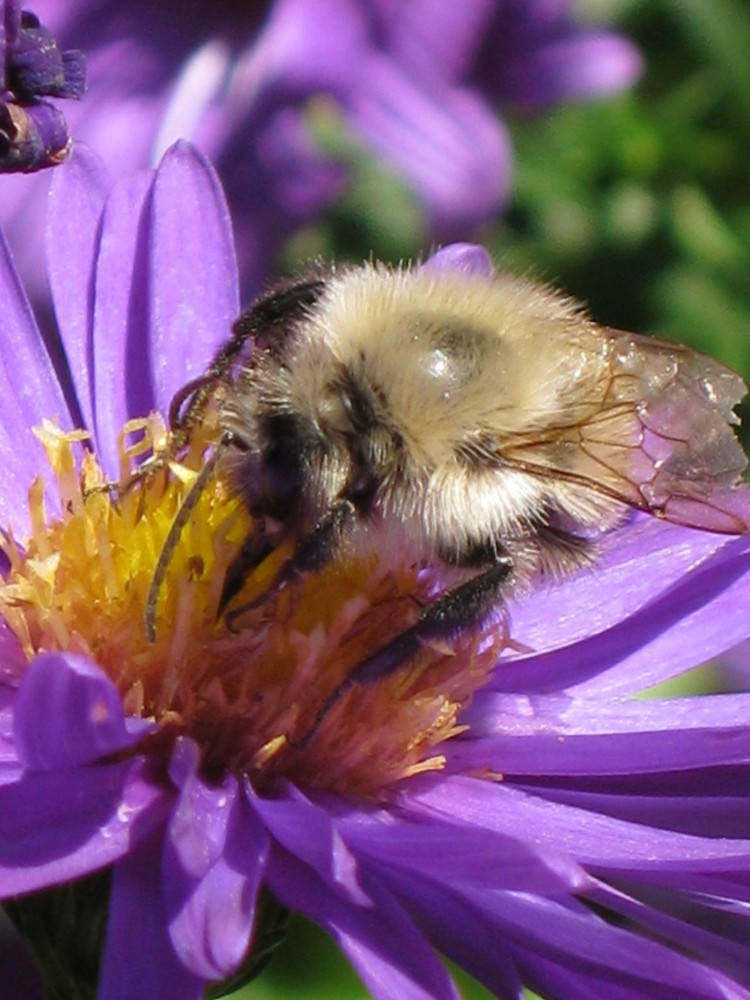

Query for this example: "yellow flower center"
[0,413,506,797]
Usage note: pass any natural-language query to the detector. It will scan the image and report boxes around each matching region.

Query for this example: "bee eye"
[264,440,301,501]
[347,471,377,512]
[261,414,305,514]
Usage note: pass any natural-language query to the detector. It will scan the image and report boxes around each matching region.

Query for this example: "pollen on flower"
[0,413,506,798]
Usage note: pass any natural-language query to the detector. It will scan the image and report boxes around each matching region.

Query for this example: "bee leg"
[218,533,276,615]
[297,554,514,746]
[224,499,358,629]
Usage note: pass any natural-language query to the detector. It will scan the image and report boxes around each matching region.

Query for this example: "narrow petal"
[166,739,234,877]
[337,808,588,894]
[0,759,170,895]
[100,837,205,1000]
[592,880,750,987]
[14,652,147,770]
[345,56,511,234]
[516,786,750,842]
[166,823,266,982]
[376,868,525,999]
[89,167,154,470]
[163,740,268,980]
[234,0,365,109]
[495,33,643,111]
[466,689,750,742]
[453,691,750,777]
[251,785,369,905]
[46,143,111,433]
[472,890,749,1000]
[378,0,495,86]
[500,521,750,696]
[267,847,460,1000]
[407,777,750,872]
[0,228,72,528]
[147,141,239,411]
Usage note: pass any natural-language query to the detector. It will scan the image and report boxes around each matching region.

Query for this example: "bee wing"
[503,327,750,534]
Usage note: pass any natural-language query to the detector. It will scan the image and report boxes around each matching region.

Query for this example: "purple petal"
[499,521,750,696]
[233,0,366,110]
[0,758,170,895]
[420,243,495,277]
[376,0,495,86]
[591,880,750,979]
[495,33,643,111]
[267,847,461,1000]
[337,808,587,894]
[86,140,241,469]
[453,691,750,778]
[374,867,525,998]
[178,0,365,296]
[100,838,205,1000]
[89,165,154,471]
[0,226,72,528]
[163,739,268,980]
[345,56,511,234]
[471,890,746,1000]
[524,947,746,1000]
[473,0,642,110]
[0,759,21,789]
[251,784,369,905]
[521,785,750,842]
[146,141,239,412]
[46,143,111,433]
[166,740,234,876]
[14,652,144,770]
[406,777,750,872]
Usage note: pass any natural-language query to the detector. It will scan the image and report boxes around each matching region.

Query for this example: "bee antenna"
[145,434,231,643]
[168,372,218,432]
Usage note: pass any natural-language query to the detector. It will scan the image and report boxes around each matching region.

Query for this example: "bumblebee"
[157,254,749,715]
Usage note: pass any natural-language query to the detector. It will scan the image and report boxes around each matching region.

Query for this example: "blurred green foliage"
[253,0,750,996]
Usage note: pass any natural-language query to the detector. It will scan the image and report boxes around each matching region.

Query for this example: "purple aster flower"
[4,146,750,1000]
[0,0,84,172]
[1,0,640,302]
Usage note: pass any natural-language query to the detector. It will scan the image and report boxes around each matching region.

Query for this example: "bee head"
[225,389,359,533]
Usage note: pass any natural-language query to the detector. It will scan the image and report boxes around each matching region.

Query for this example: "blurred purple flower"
[0,0,84,172]
[2,0,640,301]
[1,144,750,999]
